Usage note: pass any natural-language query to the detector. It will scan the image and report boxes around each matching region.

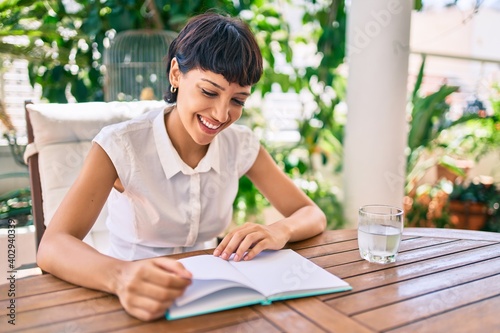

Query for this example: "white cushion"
[26,101,167,149]
[27,100,167,253]
[39,142,106,250]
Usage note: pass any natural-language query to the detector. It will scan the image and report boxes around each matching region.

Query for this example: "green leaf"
[414,0,423,11]
[80,7,102,36]
[408,84,459,150]
[50,65,65,82]
[412,55,425,102]
[71,78,89,102]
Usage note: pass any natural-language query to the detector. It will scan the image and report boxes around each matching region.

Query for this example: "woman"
[37,12,326,321]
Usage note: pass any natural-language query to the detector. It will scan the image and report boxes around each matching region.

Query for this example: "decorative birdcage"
[103,29,177,102]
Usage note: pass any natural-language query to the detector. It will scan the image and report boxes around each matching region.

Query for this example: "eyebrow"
[201,78,251,96]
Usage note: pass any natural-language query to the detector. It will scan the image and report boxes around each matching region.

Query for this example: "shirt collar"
[153,106,221,179]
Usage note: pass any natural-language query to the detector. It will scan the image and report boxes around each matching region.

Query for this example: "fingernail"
[221,252,228,260]
[234,254,240,262]
[213,249,221,256]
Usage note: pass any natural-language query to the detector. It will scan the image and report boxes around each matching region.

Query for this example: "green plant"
[450,178,499,204]
[0,187,32,227]
[449,178,500,231]
[404,179,453,228]
[236,1,348,229]
[406,56,498,194]
[404,55,500,232]
[0,0,240,102]
[406,56,459,186]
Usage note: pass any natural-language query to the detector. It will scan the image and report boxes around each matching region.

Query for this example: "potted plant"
[404,179,453,229]
[448,176,500,231]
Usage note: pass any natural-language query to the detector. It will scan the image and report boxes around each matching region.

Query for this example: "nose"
[212,101,230,123]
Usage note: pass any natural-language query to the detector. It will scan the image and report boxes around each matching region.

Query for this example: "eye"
[202,89,217,97]
[232,98,245,107]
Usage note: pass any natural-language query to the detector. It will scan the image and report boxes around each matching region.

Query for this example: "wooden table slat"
[202,318,281,333]
[0,295,122,332]
[12,310,142,333]
[322,242,500,301]
[0,274,76,301]
[286,297,375,333]
[397,236,458,252]
[386,295,500,333]
[253,302,326,333]
[289,229,358,249]
[329,240,500,280]
[110,307,260,333]
[297,239,361,259]
[327,256,500,315]
[310,236,458,269]
[404,227,500,241]
[353,274,500,331]
[0,287,107,316]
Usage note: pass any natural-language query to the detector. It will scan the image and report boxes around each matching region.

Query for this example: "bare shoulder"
[246,146,280,177]
[81,143,119,181]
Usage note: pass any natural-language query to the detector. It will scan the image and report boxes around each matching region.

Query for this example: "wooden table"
[1,228,500,332]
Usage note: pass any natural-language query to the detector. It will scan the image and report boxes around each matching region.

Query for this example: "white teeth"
[198,115,221,130]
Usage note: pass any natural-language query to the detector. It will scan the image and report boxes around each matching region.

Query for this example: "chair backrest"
[24,100,167,252]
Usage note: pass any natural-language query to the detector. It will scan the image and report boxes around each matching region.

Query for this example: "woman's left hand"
[213,222,290,261]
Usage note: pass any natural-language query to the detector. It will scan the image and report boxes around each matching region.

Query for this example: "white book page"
[230,249,351,297]
[176,255,259,306]
[175,279,245,307]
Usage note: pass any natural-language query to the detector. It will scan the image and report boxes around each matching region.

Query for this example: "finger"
[124,294,174,321]
[213,232,240,260]
[214,226,244,256]
[132,275,190,301]
[221,229,265,261]
[243,240,270,261]
[213,234,231,257]
[233,232,266,261]
[123,260,191,295]
[214,223,260,257]
[216,231,248,260]
[153,258,193,279]
[141,267,192,291]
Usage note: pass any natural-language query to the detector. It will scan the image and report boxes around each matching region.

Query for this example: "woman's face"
[170,59,251,146]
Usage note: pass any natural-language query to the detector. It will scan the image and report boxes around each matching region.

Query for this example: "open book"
[166,249,352,320]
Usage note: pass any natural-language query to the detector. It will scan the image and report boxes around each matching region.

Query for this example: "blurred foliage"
[0,0,349,229]
[405,176,500,232]
[235,0,348,229]
[0,1,442,230]
[406,57,500,232]
[406,56,500,196]
[404,179,453,229]
[450,179,500,206]
[0,186,32,228]
[0,0,240,102]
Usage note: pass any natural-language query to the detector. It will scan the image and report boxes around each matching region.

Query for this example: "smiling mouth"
[198,115,222,130]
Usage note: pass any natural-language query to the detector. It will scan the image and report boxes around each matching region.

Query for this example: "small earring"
[170,86,177,94]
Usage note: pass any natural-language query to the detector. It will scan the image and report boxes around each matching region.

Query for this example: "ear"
[169,57,181,88]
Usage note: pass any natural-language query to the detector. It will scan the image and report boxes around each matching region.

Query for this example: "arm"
[214,146,326,261]
[37,143,192,321]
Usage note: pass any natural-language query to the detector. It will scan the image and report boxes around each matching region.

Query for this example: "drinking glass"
[358,204,404,264]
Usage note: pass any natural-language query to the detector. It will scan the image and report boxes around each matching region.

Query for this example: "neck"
[165,108,208,169]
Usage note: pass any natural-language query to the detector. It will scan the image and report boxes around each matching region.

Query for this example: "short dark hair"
[164,12,263,103]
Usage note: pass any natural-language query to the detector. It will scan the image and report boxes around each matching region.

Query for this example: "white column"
[343,0,413,228]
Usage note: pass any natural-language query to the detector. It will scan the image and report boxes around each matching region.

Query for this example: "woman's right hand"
[114,257,192,321]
